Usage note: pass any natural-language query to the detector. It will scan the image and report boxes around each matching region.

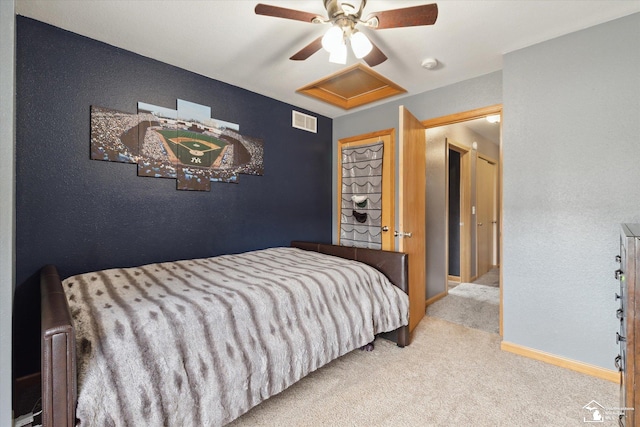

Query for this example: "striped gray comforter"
[62,247,409,426]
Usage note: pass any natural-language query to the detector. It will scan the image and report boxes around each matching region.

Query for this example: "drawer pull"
[615,269,623,280]
[615,354,622,370]
[617,332,626,344]
[617,308,624,320]
[616,293,622,301]
[616,255,622,263]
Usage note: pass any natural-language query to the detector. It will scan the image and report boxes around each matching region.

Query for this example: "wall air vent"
[292,110,317,133]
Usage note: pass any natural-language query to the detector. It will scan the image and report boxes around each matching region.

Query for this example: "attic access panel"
[296,64,406,110]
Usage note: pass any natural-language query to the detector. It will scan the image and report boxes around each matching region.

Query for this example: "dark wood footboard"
[291,241,410,347]
[41,265,76,427]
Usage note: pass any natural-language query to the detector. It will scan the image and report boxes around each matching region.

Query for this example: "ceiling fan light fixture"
[255,1,439,67]
[350,30,373,59]
[322,25,344,53]
[329,41,348,64]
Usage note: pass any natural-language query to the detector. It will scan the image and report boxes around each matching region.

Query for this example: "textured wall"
[14,17,333,376]
[502,13,640,368]
[1,0,15,421]
[333,72,503,144]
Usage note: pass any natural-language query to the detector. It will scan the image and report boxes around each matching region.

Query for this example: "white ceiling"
[15,0,640,119]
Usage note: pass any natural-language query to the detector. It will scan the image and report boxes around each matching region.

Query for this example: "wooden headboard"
[40,264,76,427]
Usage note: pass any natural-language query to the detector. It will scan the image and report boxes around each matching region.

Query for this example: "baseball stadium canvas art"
[90,99,264,191]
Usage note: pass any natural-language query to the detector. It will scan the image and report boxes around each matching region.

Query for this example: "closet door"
[337,130,395,251]
[476,157,498,277]
[477,156,497,277]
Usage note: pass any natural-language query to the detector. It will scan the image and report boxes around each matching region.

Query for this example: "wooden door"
[476,157,497,277]
[337,130,395,250]
[399,106,426,333]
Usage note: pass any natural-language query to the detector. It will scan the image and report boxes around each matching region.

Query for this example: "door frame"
[422,104,504,336]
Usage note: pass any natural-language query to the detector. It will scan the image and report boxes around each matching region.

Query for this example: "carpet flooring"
[229,317,619,426]
[427,283,500,334]
[471,267,500,287]
[429,268,501,334]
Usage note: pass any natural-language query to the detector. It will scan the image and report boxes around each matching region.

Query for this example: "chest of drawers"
[618,224,640,426]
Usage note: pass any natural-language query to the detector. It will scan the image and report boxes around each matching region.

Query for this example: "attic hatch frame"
[296,63,406,110]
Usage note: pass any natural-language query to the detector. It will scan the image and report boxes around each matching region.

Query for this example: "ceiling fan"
[255,0,438,67]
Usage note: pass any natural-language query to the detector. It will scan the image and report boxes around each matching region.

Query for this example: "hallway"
[432,268,500,334]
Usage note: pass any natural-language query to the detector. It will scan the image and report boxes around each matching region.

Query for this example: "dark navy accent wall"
[448,150,460,277]
[14,17,332,376]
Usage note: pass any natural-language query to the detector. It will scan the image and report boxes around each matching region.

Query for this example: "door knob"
[394,231,412,238]
[381,226,389,232]
[477,223,483,226]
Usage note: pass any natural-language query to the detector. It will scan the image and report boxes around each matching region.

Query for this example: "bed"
[41,241,409,426]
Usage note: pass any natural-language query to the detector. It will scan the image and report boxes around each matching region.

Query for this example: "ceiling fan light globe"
[350,31,373,59]
[329,42,348,64]
[322,26,344,53]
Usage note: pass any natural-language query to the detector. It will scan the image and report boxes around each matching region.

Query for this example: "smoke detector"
[421,58,438,70]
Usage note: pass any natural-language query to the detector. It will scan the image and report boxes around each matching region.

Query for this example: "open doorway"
[447,142,471,286]
[448,148,462,283]
[423,106,503,335]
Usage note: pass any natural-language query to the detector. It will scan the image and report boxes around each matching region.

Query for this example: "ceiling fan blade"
[255,3,321,23]
[363,42,387,67]
[366,3,438,29]
[290,36,324,61]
